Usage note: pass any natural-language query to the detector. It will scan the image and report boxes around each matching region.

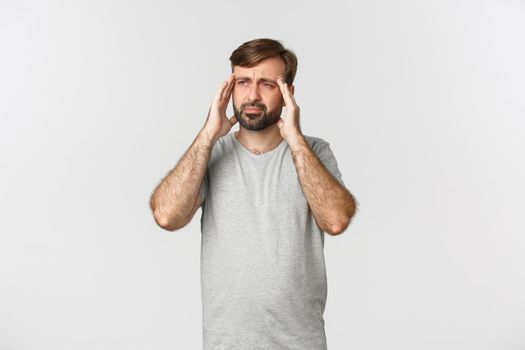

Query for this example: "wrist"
[198,128,217,147]
[286,133,306,150]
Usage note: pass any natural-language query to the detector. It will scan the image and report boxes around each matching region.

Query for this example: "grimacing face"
[232,57,292,131]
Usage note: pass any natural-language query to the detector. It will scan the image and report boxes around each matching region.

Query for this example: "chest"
[206,151,309,218]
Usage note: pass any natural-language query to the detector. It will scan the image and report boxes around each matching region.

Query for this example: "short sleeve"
[199,169,208,208]
[314,141,346,187]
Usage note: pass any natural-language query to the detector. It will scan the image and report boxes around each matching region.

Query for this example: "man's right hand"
[201,74,238,144]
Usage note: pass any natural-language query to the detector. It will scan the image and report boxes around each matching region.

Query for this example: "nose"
[247,82,261,102]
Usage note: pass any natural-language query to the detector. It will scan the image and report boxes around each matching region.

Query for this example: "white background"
[1,0,524,349]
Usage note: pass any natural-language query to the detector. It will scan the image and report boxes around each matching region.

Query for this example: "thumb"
[276,118,284,129]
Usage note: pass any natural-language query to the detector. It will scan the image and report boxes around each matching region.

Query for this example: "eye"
[263,83,274,88]
[237,80,246,85]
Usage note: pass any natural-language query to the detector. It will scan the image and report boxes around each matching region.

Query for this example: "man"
[149,38,357,350]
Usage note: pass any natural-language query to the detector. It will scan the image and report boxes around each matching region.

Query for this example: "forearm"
[289,136,356,235]
[149,128,215,229]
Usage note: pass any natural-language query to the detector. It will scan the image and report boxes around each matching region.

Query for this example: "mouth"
[243,108,263,113]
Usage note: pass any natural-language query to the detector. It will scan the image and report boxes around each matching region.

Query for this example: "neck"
[235,125,284,154]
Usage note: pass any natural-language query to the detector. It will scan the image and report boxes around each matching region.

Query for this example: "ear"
[290,84,295,95]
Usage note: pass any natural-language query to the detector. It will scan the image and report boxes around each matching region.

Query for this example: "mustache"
[241,102,266,110]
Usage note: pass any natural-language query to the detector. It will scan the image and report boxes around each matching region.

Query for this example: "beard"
[233,101,283,131]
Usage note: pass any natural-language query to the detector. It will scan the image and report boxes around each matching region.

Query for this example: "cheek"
[268,92,282,105]
[275,91,284,103]
[231,92,240,105]
[233,88,245,101]
[273,95,285,108]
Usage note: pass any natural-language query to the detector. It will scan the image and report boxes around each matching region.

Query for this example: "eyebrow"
[235,76,278,85]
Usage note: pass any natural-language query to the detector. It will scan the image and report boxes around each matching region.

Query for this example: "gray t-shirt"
[198,131,345,350]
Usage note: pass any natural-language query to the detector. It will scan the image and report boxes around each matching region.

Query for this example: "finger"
[277,76,293,106]
[285,84,297,106]
[228,114,238,126]
[283,82,296,104]
[215,79,229,104]
[225,76,235,102]
[276,77,287,105]
[221,74,235,101]
[220,74,233,100]
[282,80,295,101]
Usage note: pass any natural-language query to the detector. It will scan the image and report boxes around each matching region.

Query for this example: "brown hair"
[229,38,298,85]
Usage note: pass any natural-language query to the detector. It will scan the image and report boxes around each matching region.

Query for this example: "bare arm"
[288,137,357,235]
[274,76,357,236]
[149,73,238,231]
[149,129,214,231]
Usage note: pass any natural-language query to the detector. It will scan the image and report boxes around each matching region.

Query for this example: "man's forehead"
[234,71,273,81]
[233,58,285,78]
[233,66,276,77]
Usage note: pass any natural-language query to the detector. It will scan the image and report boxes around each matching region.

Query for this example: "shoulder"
[206,132,235,168]
[303,134,330,153]
[215,132,234,147]
[212,132,235,154]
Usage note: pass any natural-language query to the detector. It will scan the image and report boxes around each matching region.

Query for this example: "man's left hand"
[276,76,304,146]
